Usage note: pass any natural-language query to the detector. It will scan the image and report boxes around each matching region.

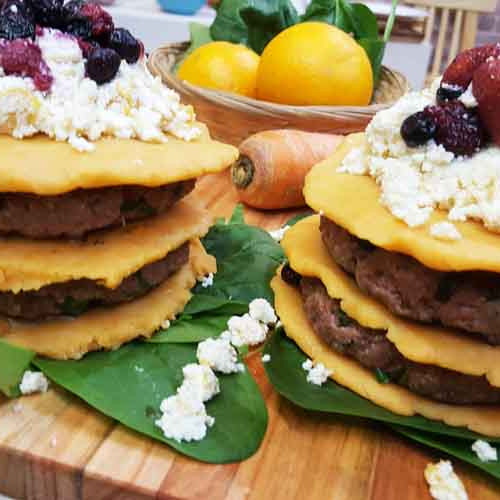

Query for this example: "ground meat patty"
[320,216,500,345]
[0,180,195,239]
[0,243,189,320]
[300,277,500,405]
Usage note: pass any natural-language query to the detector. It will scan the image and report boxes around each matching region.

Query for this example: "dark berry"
[401,111,437,148]
[108,28,141,63]
[436,84,465,104]
[422,101,485,156]
[281,264,301,287]
[62,0,85,20]
[86,47,120,84]
[66,16,92,39]
[78,37,99,58]
[0,12,35,40]
[0,39,53,91]
[31,0,64,28]
[1,0,35,22]
[80,3,113,42]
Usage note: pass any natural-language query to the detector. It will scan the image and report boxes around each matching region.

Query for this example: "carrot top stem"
[232,155,255,189]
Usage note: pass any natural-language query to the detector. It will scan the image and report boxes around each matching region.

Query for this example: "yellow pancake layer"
[0,199,211,293]
[0,125,238,195]
[304,133,500,273]
[1,240,215,359]
[283,216,500,387]
[272,272,500,437]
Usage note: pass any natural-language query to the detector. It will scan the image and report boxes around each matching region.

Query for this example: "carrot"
[231,130,344,210]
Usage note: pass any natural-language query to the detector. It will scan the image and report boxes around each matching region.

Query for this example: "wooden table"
[1,172,500,500]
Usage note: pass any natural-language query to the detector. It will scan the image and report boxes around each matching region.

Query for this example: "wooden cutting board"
[1,171,500,500]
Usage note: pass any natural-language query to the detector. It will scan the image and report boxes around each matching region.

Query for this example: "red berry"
[78,37,98,59]
[80,3,113,41]
[0,39,53,91]
[473,57,500,146]
[441,44,500,90]
[422,101,485,156]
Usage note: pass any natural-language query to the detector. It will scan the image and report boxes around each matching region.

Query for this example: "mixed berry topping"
[402,42,500,155]
[0,0,143,88]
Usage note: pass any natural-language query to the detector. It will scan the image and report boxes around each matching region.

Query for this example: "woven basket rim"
[148,42,411,118]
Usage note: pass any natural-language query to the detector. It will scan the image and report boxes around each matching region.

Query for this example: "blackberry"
[436,84,464,104]
[66,16,92,39]
[62,0,85,20]
[31,0,64,27]
[423,101,485,156]
[108,28,140,63]
[401,111,437,148]
[86,47,120,84]
[0,0,35,22]
[0,12,35,40]
[78,37,99,59]
[281,264,301,287]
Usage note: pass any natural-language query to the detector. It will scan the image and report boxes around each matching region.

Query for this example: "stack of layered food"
[272,43,500,436]
[0,0,237,359]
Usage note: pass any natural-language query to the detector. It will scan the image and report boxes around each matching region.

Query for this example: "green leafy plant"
[208,0,398,84]
[0,340,35,397]
[264,329,500,479]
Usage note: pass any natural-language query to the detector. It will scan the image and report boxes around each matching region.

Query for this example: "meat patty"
[0,180,195,239]
[0,243,189,320]
[320,216,500,345]
[300,276,500,405]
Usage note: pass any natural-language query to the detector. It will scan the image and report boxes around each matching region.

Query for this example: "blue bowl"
[157,0,205,15]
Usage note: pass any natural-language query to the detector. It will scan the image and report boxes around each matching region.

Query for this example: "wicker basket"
[148,42,410,146]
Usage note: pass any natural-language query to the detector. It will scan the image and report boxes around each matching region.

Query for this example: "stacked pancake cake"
[272,45,500,436]
[0,1,237,359]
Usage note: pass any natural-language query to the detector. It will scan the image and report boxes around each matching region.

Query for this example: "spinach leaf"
[392,425,500,481]
[211,0,299,54]
[264,330,500,442]
[34,341,267,464]
[286,211,314,227]
[0,340,35,397]
[301,0,337,24]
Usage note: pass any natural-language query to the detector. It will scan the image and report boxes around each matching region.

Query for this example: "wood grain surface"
[1,171,500,500]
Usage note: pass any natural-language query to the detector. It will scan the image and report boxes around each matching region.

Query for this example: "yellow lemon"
[178,41,260,98]
[256,22,373,106]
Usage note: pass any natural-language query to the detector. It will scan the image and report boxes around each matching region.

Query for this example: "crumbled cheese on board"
[269,225,290,243]
[199,273,214,288]
[472,440,498,462]
[261,354,271,363]
[249,298,277,325]
[424,460,468,500]
[429,221,462,241]
[302,359,332,386]
[19,370,49,395]
[227,313,269,347]
[339,79,500,235]
[197,337,244,374]
[178,363,220,402]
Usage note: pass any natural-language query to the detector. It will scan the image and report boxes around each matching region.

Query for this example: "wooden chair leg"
[461,12,478,51]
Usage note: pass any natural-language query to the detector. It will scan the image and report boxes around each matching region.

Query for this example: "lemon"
[256,22,373,106]
[178,41,260,98]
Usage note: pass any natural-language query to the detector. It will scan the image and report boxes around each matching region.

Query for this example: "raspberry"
[78,37,99,59]
[107,28,141,64]
[422,101,485,156]
[401,112,437,147]
[0,11,35,40]
[80,3,114,42]
[86,47,120,84]
[0,39,53,91]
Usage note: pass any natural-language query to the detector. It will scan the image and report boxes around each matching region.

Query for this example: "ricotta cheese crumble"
[424,460,468,500]
[302,359,332,386]
[269,225,290,243]
[0,28,201,152]
[339,79,500,238]
[19,370,49,395]
[196,337,244,374]
[471,439,498,462]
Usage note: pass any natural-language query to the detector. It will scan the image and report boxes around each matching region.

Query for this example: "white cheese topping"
[261,353,271,363]
[459,85,478,109]
[429,221,462,241]
[227,313,269,347]
[471,439,498,462]
[249,298,277,325]
[178,363,220,403]
[339,79,500,236]
[155,391,215,443]
[269,225,290,243]
[19,370,49,395]
[196,337,244,374]
[0,28,200,152]
[199,273,215,288]
[302,359,332,386]
[424,460,468,500]
[161,319,171,330]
